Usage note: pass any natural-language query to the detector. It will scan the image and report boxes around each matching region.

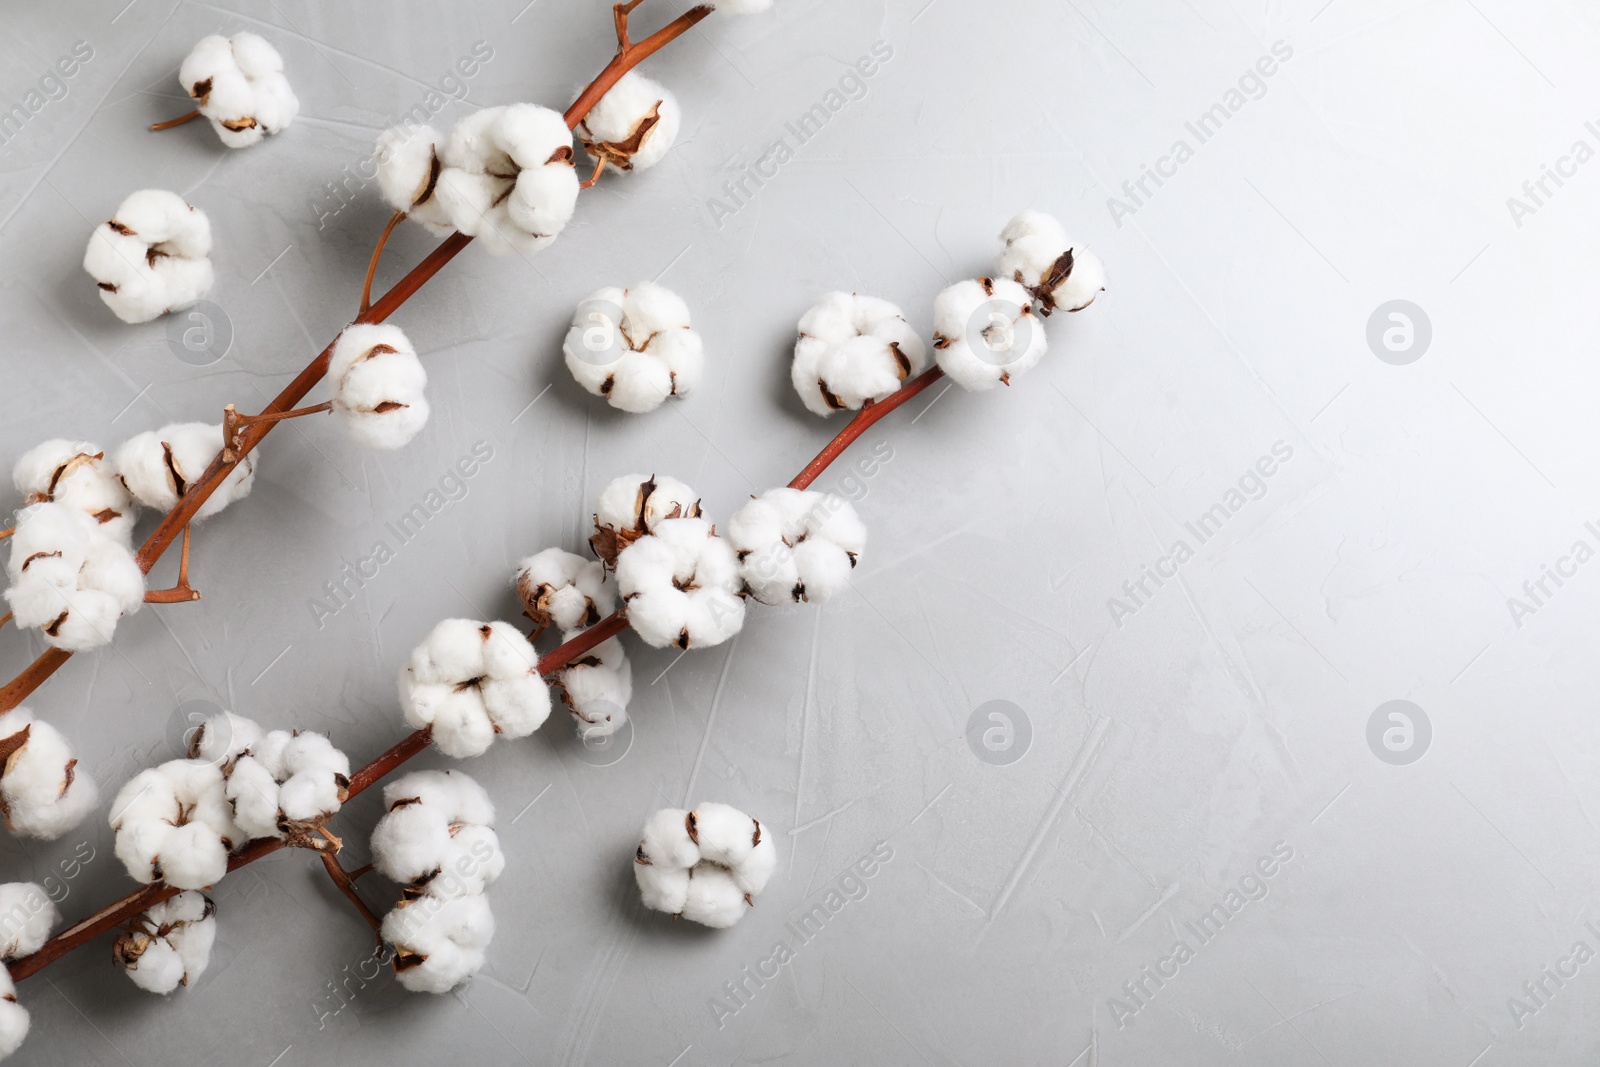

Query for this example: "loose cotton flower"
[222,727,350,842]
[370,770,504,899]
[4,503,144,652]
[397,619,552,758]
[383,892,495,994]
[374,124,453,234]
[634,803,776,928]
[83,190,213,325]
[589,473,702,566]
[0,708,99,840]
[932,276,1047,391]
[564,283,704,414]
[616,518,745,650]
[996,209,1105,315]
[791,292,927,416]
[178,33,298,148]
[0,967,27,1060]
[109,759,242,890]
[556,627,632,739]
[115,422,256,520]
[0,882,60,959]
[727,488,865,605]
[575,71,680,173]
[514,548,614,638]
[13,439,137,541]
[113,891,217,994]
[328,324,431,450]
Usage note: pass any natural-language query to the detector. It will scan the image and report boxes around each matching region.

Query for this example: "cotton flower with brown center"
[0,707,99,840]
[615,517,745,650]
[564,282,704,413]
[575,71,681,173]
[12,439,137,541]
[115,421,256,520]
[589,473,703,566]
[634,802,777,928]
[3,503,144,652]
[932,275,1047,391]
[82,190,213,324]
[397,619,552,758]
[727,488,865,605]
[791,292,927,416]
[328,324,431,450]
[113,891,217,994]
[996,209,1105,315]
[178,33,298,149]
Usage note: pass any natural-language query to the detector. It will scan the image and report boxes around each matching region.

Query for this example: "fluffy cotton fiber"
[634,802,776,928]
[83,190,213,324]
[589,473,702,566]
[791,292,926,415]
[0,708,99,840]
[4,502,144,651]
[997,209,1105,315]
[113,891,217,994]
[109,759,242,889]
[727,488,865,605]
[514,548,614,637]
[328,324,431,450]
[178,33,298,148]
[615,518,745,650]
[397,620,552,758]
[564,282,704,414]
[12,439,137,541]
[575,71,680,173]
[115,422,256,520]
[932,276,1047,391]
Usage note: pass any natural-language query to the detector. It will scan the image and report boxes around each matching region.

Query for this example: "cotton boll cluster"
[83,190,213,324]
[514,548,614,637]
[375,105,580,256]
[371,770,502,993]
[727,488,865,605]
[109,759,241,889]
[115,422,256,519]
[178,33,298,148]
[634,803,776,928]
[589,473,702,566]
[791,292,927,415]
[0,968,27,1060]
[328,324,431,450]
[616,518,745,650]
[113,891,217,994]
[0,708,99,840]
[13,440,137,540]
[215,726,351,841]
[564,283,704,414]
[996,209,1105,315]
[397,619,552,758]
[932,276,1047,391]
[576,72,680,173]
[4,503,144,652]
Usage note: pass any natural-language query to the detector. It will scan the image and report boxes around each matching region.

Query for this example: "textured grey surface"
[0,0,1595,1063]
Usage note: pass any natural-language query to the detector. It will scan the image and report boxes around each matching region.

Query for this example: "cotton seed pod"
[513,547,614,638]
[328,324,431,450]
[109,759,243,890]
[221,723,351,841]
[370,770,504,900]
[791,292,927,416]
[634,802,776,928]
[556,628,632,739]
[12,439,138,541]
[564,282,704,414]
[726,488,865,605]
[615,518,746,650]
[178,33,298,148]
[374,124,453,234]
[113,890,217,994]
[0,882,60,959]
[397,619,552,758]
[428,104,580,256]
[3,503,144,652]
[589,473,703,567]
[996,209,1105,315]
[0,708,99,840]
[114,421,256,520]
[575,71,681,173]
[83,190,213,324]
[931,276,1047,391]
[382,892,495,994]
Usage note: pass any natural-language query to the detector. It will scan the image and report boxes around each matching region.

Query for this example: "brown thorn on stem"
[223,402,334,463]
[150,109,202,132]
[360,210,407,316]
[581,157,607,188]
[143,524,200,604]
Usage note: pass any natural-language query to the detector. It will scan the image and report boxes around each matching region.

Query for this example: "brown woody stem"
[144,525,200,604]
[361,210,407,315]
[0,613,11,630]
[581,157,608,188]
[0,527,13,540]
[318,830,384,942]
[789,366,946,490]
[223,402,334,462]
[150,110,202,132]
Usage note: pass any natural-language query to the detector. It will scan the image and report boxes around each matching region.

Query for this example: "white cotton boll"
[432,167,499,238]
[0,969,26,1059]
[996,209,1105,314]
[120,937,186,993]
[494,104,571,169]
[12,439,137,539]
[506,164,579,238]
[559,631,631,739]
[109,759,239,888]
[388,769,496,827]
[328,324,431,450]
[430,824,505,900]
[443,107,508,172]
[374,125,454,234]
[589,473,703,566]
[0,883,59,959]
[690,802,762,870]
[616,518,745,650]
[83,191,212,324]
[398,619,552,758]
[639,808,699,870]
[634,862,690,915]
[189,710,263,766]
[634,802,775,925]
[372,768,500,893]
[932,276,1047,391]
[563,282,703,414]
[680,866,747,929]
[728,488,864,605]
[224,727,348,839]
[179,32,297,148]
[223,756,281,840]
[114,422,255,520]
[152,822,230,890]
[371,806,450,886]
[0,708,99,840]
[514,548,614,635]
[792,292,927,416]
[576,72,680,173]
[116,890,216,994]
[384,893,494,994]
[4,503,144,651]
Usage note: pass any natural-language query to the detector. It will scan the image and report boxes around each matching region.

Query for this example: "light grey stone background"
[0,0,1594,1063]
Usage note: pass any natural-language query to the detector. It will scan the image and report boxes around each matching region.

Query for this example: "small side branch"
[144,525,200,604]
[581,157,608,188]
[360,210,407,315]
[150,110,202,132]
[223,401,333,462]
[317,829,384,944]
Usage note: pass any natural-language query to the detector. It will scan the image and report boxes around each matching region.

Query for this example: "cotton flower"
[115,422,256,519]
[109,759,242,890]
[370,770,503,899]
[555,627,632,739]
[178,33,297,149]
[727,488,864,605]
[113,891,217,994]
[616,518,745,650]
[791,292,927,415]
[0,708,99,840]
[564,282,704,414]
[382,892,495,994]
[83,190,213,324]
[514,548,614,638]
[428,104,580,256]
[222,726,350,841]
[634,802,776,928]
[0,883,59,959]
[397,619,552,758]
[996,209,1105,315]
[576,71,680,173]
[12,439,137,541]
[0,968,27,1060]
[328,324,431,450]
[186,710,264,769]
[589,473,703,566]
[932,276,1047,391]
[374,125,453,234]
[4,503,144,652]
